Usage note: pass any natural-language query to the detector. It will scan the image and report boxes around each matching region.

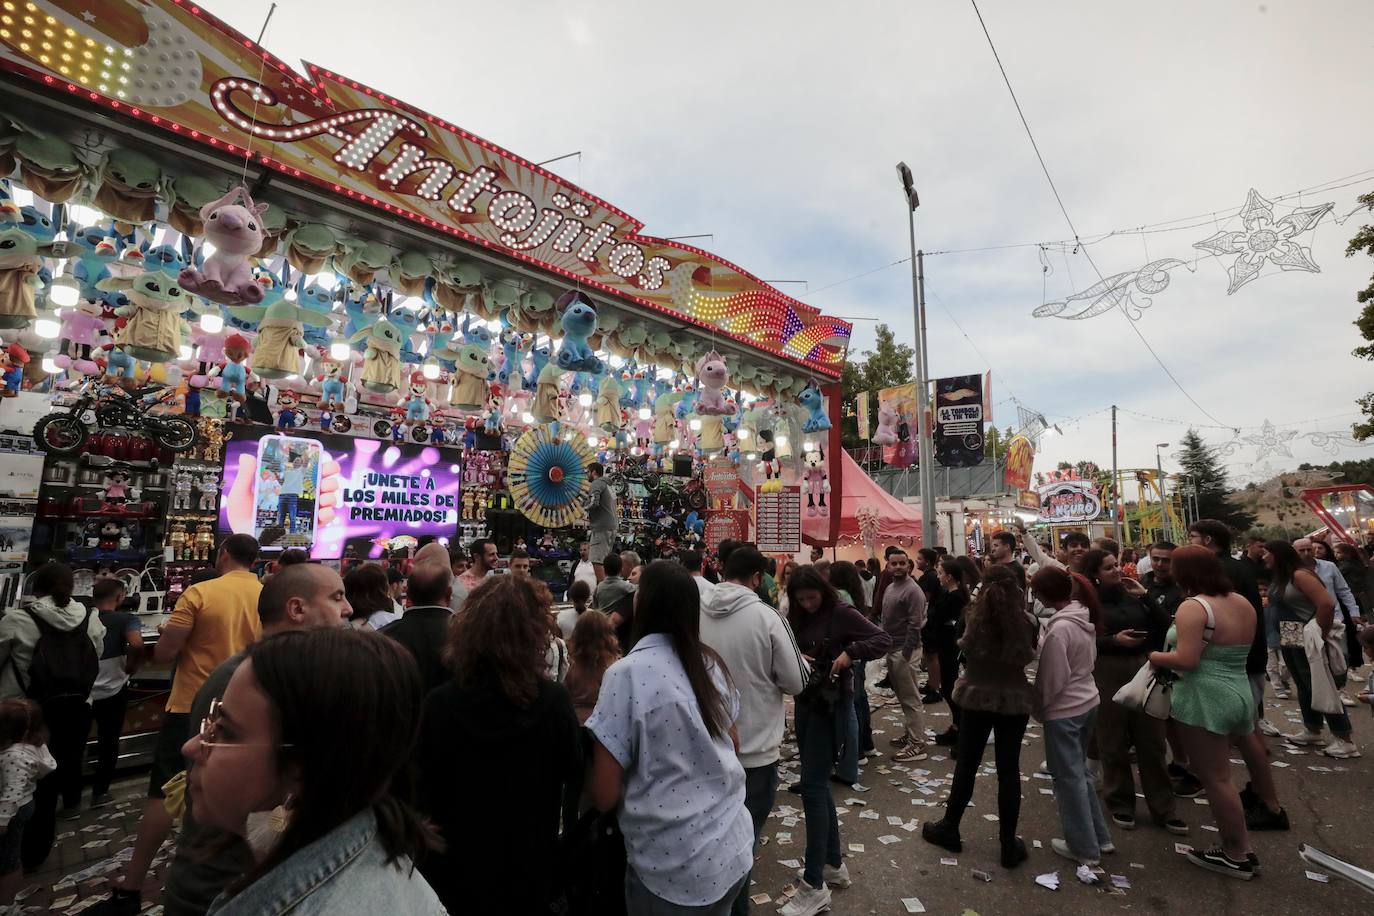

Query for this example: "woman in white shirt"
[587,561,752,914]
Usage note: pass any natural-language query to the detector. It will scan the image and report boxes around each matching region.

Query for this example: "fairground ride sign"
[1037,479,1102,524]
[0,0,850,377]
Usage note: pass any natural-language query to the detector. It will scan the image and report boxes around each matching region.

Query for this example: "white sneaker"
[1341,695,1357,708]
[779,878,832,916]
[1273,687,1291,700]
[1284,730,1326,746]
[1257,719,1282,737]
[1051,837,1099,867]
[1322,738,1362,759]
[794,862,852,889]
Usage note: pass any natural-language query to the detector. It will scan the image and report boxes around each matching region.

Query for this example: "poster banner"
[1004,434,1036,491]
[220,425,463,559]
[934,374,985,468]
[1017,489,1041,511]
[757,485,802,553]
[704,457,739,503]
[1037,479,1103,523]
[855,391,870,441]
[704,509,751,554]
[875,383,917,468]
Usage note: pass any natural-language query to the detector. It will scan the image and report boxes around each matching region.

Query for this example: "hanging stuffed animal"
[211,333,253,402]
[282,223,338,275]
[101,271,192,364]
[448,342,491,410]
[553,290,603,373]
[798,381,832,433]
[188,322,227,389]
[178,186,269,306]
[342,281,382,343]
[93,148,163,226]
[693,349,734,415]
[523,338,551,391]
[531,360,563,423]
[494,319,531,388]
[801,447,831,517]
[872,402,899,445]
[167,175,224,238]
[390,250,433,298]
[0,227,56,329]
[228,297,332,380]
[400,371,434,422]
[15,130,85,203]
[143,243,193,277]
[314,356,348,410]
[332,238,392,287]
[351,319,404,393]
[293,276,338,352]
[54,298,110,374]
[593,372,623,432]
[0,343,28,396]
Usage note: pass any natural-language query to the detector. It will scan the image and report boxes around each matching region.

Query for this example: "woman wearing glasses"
[184,628,445,915]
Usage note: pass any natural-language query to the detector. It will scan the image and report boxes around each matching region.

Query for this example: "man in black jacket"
[1187,519,1290,833]
[381,561,455,696]
[1142,541,1184,622]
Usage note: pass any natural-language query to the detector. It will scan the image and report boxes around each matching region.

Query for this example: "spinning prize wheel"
[508,429,594,528]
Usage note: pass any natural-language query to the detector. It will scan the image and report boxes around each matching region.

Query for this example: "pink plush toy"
[53,300,109,375]
[801,447,830,517]
[693,349,733,415]
[872,402,899,445]
[189,326,228,388]
[179,186,268,305]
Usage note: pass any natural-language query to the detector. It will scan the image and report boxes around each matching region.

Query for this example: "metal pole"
[1110,405,1122,544]
[912,245,938,549]
[1156,448,1169,542]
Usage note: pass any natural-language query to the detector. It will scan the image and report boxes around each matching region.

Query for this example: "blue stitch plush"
[553,290,602,374]
[799,381,832,433]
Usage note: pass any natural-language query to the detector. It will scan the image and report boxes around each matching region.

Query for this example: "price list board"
[755,485,801,553]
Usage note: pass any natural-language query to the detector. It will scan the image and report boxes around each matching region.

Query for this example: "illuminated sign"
[0,0,850,375]
[1037,479,1102,524]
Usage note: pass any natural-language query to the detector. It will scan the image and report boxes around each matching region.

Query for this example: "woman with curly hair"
[566,610,620,724]
[415,575,582,914]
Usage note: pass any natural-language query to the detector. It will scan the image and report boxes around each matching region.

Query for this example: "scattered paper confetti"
[1110,874,1131,889]
[750,893,772,905]
[878,834,901,845]
[941,856,959,866]
[982,813,999,822]
[848,843,865,853]
[1174,843,1193,855]
[1075,865,1099,885]
[902,897,927,913]
[1034,871,1060,891]
[971,869,992,882]
[778,858,801,869]
[1305,870,1331,883]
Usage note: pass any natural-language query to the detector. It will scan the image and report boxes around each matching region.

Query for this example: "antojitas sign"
[0,0,849,376]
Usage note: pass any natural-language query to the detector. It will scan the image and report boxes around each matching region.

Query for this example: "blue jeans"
[795,701,844,888]
[1044,708,1113,862]
[730,763,779,916]
[834,694,860,784]
[1281,646,1352,734]
[277,494,299,531]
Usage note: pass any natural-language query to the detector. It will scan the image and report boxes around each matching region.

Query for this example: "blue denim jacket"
[206,809,446,915]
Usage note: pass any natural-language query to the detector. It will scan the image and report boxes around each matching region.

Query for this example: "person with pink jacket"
[1032,567,1115,869]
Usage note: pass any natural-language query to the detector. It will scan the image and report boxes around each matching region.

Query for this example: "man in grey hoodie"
[700,545,809,915]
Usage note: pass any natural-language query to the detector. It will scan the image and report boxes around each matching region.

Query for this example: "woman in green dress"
[1149,545,1257,881]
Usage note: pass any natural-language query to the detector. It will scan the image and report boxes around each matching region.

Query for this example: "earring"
[246,793,295,856]
[267,794,295,833]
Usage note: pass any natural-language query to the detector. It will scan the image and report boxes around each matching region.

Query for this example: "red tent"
[804,448,922,547]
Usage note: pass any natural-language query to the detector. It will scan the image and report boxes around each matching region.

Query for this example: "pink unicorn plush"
[179,186,269,305]
[872,402,899,445]
[693,349,733,415]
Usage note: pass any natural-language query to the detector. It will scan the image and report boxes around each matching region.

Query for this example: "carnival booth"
[0,0,851,611]
[832,449,922,560]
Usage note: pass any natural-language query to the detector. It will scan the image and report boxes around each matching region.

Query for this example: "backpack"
[17,607,99,703]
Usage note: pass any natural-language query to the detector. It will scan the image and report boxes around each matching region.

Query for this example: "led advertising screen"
[219,426,462,559]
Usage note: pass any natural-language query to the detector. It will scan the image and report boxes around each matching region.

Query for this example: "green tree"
[1177,428,1255,531]
[1346,191,1374,439]
[839,323,915,449]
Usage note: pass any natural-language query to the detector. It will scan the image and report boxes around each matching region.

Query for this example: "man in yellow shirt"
[104,533,261,909]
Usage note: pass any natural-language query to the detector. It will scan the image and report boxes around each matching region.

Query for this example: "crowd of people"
[0,511,1361,913]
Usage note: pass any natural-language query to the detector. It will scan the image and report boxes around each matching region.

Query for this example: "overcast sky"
[218,0,1374,484]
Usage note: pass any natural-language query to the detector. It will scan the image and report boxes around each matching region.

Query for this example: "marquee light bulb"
[669,439,680,449]
[41,357,58,374]
[736,428,750,440]
[638,407,651,420]
[422,361,440,380]
[329,342,351,361]
[587,435,599,447]
[803,440,817,453]
[775,435,789,448]
[689,418,702,431]
[199,312,224,334]
[178,345,194,361]
[32,318,59,339]
[521,411,534,424]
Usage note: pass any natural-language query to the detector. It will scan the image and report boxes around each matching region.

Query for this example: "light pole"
[897,162,938,550]
[1155,442,1170,542]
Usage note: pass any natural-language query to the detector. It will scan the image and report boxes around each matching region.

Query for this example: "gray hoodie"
[1034,601,1099,722]
[700,582,810,768]
[0,596,107,701]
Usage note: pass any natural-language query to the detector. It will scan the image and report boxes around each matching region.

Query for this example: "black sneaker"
[89,889,143,916]
[786,783,802,796]
[1111,812,1136,830]
[921,690,943,705]
[934,728,959,747]
[875,674,892,690]
[1184,846,1255,880]
[1245,804,1290,832]
[921,819,963,853]
[1171,769,1204,798]
[1161,818,1189,836]
[1001,836,1029,869]
[1238,782,1261,811]
[1248,852,1262,874]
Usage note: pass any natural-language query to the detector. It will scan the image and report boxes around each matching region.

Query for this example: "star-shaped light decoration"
[1243,419,1298,461]
[80,10,96,21]
[1193,189,1333,294]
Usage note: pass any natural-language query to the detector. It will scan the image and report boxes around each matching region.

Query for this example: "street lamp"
[897,162,937,550]
[1155,442,1170,540]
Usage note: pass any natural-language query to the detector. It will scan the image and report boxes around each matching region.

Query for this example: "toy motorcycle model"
[34,380,198,456]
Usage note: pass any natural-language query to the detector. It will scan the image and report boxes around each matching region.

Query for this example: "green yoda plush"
[351,319,404,393]
[15,130,86,203]
[333,238,393,286]
[430,258,483,312]
[283,223,338,275]
[255,203,288,259]
[228,299,334,379]
[100,271,193,362]
[93,148,163,225]
[391,250,434,297]
[447,341,492,410]
[0,227,58,329]
[168,175,225,237]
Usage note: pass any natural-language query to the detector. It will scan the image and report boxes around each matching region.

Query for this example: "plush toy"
[652,388,683,451]
[759,457,784,494]
[54,299,109,375]
[552,291,603,374]
[167,175,224,238]
[99,520,122,552]
[694,350,734,415]
[228,298,332,380]
[294,276,338,351]
[212,333,253,402]
[342,281,382,343]
[872,402,899,445]
[531,360,563,423]
[798,381,832,433]
[0,343,26,396]
[275,389,304,429]
[101,345,138,385]
[448,343,491,410]
[593,372,623,432]
[98,271,193,367]
[93,148,163,225]
[389,306,425,366]
[118,529,133,551]
[352,319,405,393]
[178,186,269,306]
[333,238,392,287]
[0,226,56,329]
[171,468,194,511]
[524,338,551,391]
[282,223,338,275]
[188,324,228,388]
[315,357,347,409]
[494,321,530,388]
[14,206,55,243]
[801,447,831,517]
[401,372,434,422]
[698,416,725,453]
[143,243,193,277]
[483,395,503,435]
[14,131,83,203]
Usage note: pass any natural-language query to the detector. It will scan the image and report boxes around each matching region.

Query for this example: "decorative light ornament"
[329,342,351,361]
[521,411,535,424]
[638,407,651,420]
[33,318,59,339]
[1193,189,1334,295]
[48,280,78,308]
[199,312,224,333]
[803,439,817,453]
[630,446,641,456]
[178,345,194,361]
[746,452,757,461]
[669,438,680,449]
[421,361,440,380]
[587,435,599,447]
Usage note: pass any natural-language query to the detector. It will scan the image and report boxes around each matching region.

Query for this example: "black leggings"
[937,643,961,730]
[942,709,1028,844]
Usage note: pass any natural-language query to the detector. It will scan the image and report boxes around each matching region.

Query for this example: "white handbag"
[1112,661,1175,720]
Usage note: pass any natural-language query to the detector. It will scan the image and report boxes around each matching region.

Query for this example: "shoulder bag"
[1113,597,1215,720]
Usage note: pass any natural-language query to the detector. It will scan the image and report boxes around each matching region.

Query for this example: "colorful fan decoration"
[508,428,594,527]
